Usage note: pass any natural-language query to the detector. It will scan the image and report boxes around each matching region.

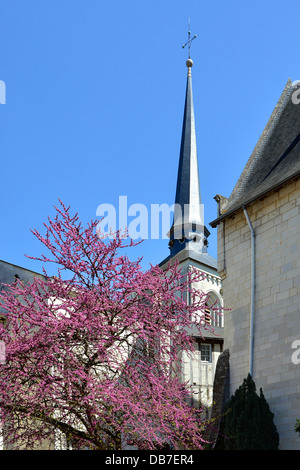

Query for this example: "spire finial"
[182,20,197,61]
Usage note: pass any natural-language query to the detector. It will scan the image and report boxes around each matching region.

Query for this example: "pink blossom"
[0,201,213,450]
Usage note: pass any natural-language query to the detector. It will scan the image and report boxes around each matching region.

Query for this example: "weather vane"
[182,21,197,59]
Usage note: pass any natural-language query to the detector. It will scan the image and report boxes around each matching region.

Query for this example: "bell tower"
[159,42,224,418]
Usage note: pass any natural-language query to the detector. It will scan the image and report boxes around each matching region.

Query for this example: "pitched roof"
[210,79,300,227]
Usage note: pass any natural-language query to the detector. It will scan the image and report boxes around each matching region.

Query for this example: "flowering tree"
[0,201,212,450]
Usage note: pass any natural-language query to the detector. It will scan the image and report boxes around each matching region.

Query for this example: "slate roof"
[210,79,300,227]
[160,59,217,270]
[173,63,202,221]
[159,245,218,271]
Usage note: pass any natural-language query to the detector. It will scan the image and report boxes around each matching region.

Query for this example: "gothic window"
[204,307,211,324]
[205,292,222,328]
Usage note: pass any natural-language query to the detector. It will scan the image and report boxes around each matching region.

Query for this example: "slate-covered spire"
[168,58,209,256]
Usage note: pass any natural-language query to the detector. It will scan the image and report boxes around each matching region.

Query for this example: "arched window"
[205,292,222,328]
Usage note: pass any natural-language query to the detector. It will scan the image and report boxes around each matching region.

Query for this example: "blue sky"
[1,0,300,275]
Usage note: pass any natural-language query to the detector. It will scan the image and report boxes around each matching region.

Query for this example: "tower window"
[205,292,223,328]
[200,343,212,362]
[205,308,211,324]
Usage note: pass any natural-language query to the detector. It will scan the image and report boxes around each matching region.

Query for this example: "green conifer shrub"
[216,374,279,450]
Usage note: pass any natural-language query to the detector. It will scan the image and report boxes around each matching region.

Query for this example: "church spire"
[168,57,209,257]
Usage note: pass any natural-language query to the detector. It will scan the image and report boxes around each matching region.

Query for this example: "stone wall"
[217,177,300,449]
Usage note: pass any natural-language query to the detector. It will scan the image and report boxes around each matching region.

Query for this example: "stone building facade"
[210,79,300,449]
[160,248,223,417]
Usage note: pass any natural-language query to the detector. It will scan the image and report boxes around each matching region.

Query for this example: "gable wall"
[218,177,300,449]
